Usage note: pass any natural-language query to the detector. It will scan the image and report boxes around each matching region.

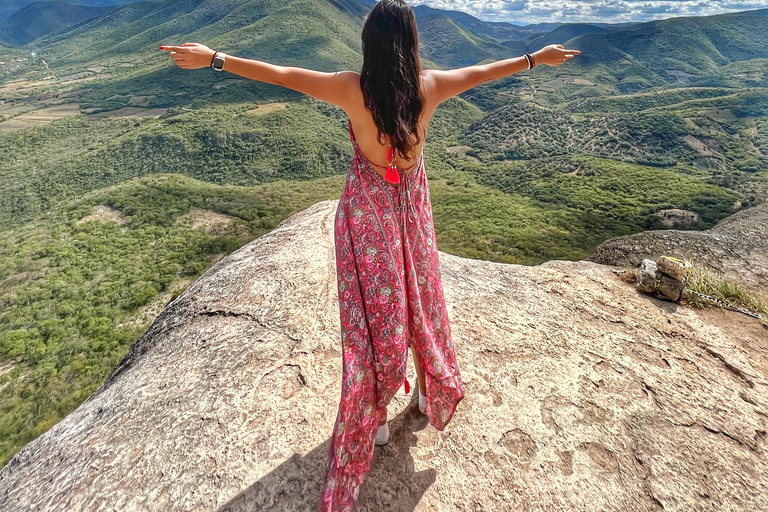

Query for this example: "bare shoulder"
[419,70,441,114]
[420,69,438,89]
[339,70,360,82]
[338,71,363,117]
[339,70,361,91]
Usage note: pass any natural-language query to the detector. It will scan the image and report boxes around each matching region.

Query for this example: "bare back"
[344,71,439,179]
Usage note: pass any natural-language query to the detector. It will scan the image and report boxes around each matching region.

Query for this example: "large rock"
[590,201,768,298]
[1,200,767,511]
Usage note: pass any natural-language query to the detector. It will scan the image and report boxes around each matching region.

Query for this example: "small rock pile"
[636,255,692,302]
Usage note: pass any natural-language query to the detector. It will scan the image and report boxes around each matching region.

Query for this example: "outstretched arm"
[159,43,357,110]
[426,44,581,105]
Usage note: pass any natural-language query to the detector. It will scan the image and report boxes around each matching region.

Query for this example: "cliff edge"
[0,200,766,511]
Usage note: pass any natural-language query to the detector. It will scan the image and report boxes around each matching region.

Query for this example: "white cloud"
[408,0,768,23]
[590,1,633,15]
[502,1,529,10]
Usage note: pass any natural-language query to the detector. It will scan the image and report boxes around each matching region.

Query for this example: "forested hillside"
[0,0,766,468]
[0,1,112,46]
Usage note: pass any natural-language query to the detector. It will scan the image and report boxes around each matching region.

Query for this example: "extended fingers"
[168,49,186,62]
[562,48,581,60]
[161,45,189,60]
[160,44,196,53]
[159,45,190,68]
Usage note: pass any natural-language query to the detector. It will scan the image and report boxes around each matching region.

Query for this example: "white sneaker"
[375,422,389,446]
[416,372,426,414]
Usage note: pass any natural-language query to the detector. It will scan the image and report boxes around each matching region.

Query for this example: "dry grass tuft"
[616,267,638,284]
[684,265,767,315]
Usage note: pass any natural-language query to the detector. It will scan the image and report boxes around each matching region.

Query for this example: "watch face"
[213,56,225,70]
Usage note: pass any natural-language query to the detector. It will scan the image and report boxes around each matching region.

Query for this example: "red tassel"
[404,378,410,394]
[384,144,399,183]
[384,165,400,184]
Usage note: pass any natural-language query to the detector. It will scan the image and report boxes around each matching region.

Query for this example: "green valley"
[0,0,766,467]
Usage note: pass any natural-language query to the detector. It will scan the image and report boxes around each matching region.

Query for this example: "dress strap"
[348,118,401,184]
[384,145,399,184]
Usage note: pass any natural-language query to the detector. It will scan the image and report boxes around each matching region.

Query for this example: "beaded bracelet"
[524,52,536,70]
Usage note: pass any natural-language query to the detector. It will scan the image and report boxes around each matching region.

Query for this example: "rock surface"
[590,202,768,298]
[1,200,767,511]
[636,258,658,293]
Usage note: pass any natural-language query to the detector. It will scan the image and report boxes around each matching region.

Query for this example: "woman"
[161,1,579,509]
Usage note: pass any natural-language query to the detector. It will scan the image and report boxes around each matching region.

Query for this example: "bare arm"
[159,43,357,111]
[427,44,582,105]
[222,55,357,109]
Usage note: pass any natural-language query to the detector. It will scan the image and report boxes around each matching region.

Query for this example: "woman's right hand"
[160,42,216,69]
[532,44,581,66]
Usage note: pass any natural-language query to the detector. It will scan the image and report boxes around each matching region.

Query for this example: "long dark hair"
[360,0,426,161]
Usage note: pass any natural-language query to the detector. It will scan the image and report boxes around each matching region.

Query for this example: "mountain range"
[3,0,767,91]
[0,1,114,45]
[0,0,148,19]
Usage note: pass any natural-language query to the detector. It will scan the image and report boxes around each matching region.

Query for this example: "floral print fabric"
[317,120,465,512]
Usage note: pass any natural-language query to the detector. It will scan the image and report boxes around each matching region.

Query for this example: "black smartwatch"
[211,52,226,71]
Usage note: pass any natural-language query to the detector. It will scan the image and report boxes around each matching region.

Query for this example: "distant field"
[0,103,80,132]
[247,102,288,116]
[89,107,167,118]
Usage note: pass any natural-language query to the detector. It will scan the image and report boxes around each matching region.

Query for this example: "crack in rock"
[704,347,755,389]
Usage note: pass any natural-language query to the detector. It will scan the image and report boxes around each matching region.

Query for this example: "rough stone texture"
[1,200,767,512]
[590,201,768,297]
[636,259,657,293]
[656,273,683,302]
[654,208,699,227]
[656,256,690,282]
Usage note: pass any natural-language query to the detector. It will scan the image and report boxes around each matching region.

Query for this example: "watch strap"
[211,51,226,71]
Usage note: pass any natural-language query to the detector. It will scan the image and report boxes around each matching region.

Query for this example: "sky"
[407,0,768,24]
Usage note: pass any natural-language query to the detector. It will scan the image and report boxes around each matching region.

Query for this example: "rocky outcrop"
[1,200,766,511]
[590,202,768,296]
[653,208,699,227]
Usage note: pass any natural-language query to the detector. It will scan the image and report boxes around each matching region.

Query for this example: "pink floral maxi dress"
[317,119,465,511]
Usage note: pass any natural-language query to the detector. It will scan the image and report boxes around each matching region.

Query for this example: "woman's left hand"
[159,43,216,69]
